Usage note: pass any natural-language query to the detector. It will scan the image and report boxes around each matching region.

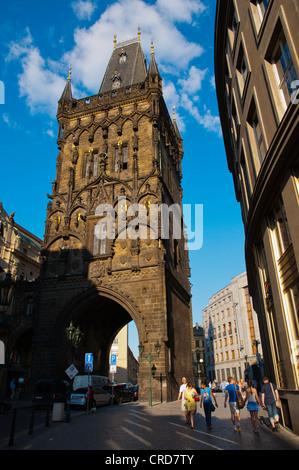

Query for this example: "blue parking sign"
[85,353,93,372]
[110,354,117,365]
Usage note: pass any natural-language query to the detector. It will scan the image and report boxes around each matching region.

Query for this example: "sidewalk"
[3,399,299,451]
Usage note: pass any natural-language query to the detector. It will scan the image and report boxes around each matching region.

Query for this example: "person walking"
[220,379,228,399]
[244,380,260,433]
[87,386,95,413]
[224,376,242,432]
[177,377,189,423]
[184,382,199,429]
[261,377,280,432]
[200,382,218,430]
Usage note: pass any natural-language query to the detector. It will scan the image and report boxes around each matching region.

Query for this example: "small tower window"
[123,146,128,169]
[112,70,121,89]
[119,51,127,63]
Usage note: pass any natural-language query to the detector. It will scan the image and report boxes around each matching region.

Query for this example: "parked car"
[105,384,133,404]
[71,387,112,409]
[32,379,69,408]
[128,385,138,401]
[71,387,88,408]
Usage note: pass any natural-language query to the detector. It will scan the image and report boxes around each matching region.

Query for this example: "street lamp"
[65,321,83,423]
[138,340,161,406]
[65,321,83,362]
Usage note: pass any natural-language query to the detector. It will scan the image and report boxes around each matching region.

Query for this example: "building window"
[93,153,99,177]
[115,145,128,171]
[272,32,297,108]
[236,43,250,98]
[93,222,107,255]
[240,147,252,205]
[115,148,120,171]
[231,96,240,145]
[85,154,90,178]
[26,298,34,315]
[265,22,298,120]
[227,3,239,52]
[268,196,291,260]
[122,146,128,170]
[247,98,267,166]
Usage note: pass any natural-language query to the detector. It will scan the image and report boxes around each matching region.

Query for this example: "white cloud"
[178,66,208,95]
[181,93,221,136]
[156,0,206,23]
[71,0,97,20]
[6,0,221,136]
[63,0,204,92]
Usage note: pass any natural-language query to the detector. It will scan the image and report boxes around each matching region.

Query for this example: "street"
[1,397,299,454]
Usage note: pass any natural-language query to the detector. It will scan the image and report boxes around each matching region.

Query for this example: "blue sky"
[0,0,246,357]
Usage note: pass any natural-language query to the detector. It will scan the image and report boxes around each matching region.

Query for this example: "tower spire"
[59,66,73,102]
[148,40,161,78]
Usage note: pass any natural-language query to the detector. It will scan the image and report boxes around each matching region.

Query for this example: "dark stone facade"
[29,37,194,402]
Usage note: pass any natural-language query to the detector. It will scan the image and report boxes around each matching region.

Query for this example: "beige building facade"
[215,0,299,433]
[109,325,138,384]
[203,272,262,385]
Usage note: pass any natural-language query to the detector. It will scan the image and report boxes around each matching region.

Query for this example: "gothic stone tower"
[31,34,194,402]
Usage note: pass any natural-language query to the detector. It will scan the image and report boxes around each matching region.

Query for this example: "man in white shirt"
[177,377,188,423]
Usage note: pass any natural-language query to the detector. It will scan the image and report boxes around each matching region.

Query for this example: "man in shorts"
[177,377,189,423]
[224,377,242,432]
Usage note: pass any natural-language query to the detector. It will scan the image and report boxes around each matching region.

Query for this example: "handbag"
[270,383,281,409]
[194,396,199,402]
[234,384,244,409]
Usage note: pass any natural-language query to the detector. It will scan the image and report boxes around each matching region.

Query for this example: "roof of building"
[99,37,148,94]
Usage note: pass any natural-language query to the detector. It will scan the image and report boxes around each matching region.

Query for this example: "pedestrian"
[224,376,242,432]
[184,382,199,429]
[244,380,260,433]
[238,379,247,400]
[177,377,189,423]
[87,386,95,413]
[200,382,218,430]
[220,379,228,399]
[261,377,280,432]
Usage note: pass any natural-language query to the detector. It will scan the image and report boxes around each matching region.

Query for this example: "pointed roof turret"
[172,106,182,140]
[148,40,161,78]
[59,67,73,102]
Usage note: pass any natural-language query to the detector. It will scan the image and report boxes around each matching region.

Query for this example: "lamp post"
[65,321,83,422]
[138,340,161,407]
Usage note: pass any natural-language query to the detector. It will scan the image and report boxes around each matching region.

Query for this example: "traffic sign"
[110,365,117,373]
[85,353,93,373]
[65,364,78,380]
[110,354,117,365]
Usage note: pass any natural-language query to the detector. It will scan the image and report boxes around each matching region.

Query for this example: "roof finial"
[138,25,141,41]
[151,39,154,54]
[114,33,117,49]
[68,66,72,80]
[173,106,176,121]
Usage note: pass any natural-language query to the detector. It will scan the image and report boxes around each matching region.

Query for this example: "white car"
[71,387,112,409]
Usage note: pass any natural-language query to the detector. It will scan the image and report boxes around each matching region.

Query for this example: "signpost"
[110,354,117,405]
[85,353,93,373]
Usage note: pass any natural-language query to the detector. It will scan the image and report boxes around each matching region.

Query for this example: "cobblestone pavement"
[3,398,299,453]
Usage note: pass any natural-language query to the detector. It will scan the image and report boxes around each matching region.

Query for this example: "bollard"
[29,405,35,435]
[8,408,17,447]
